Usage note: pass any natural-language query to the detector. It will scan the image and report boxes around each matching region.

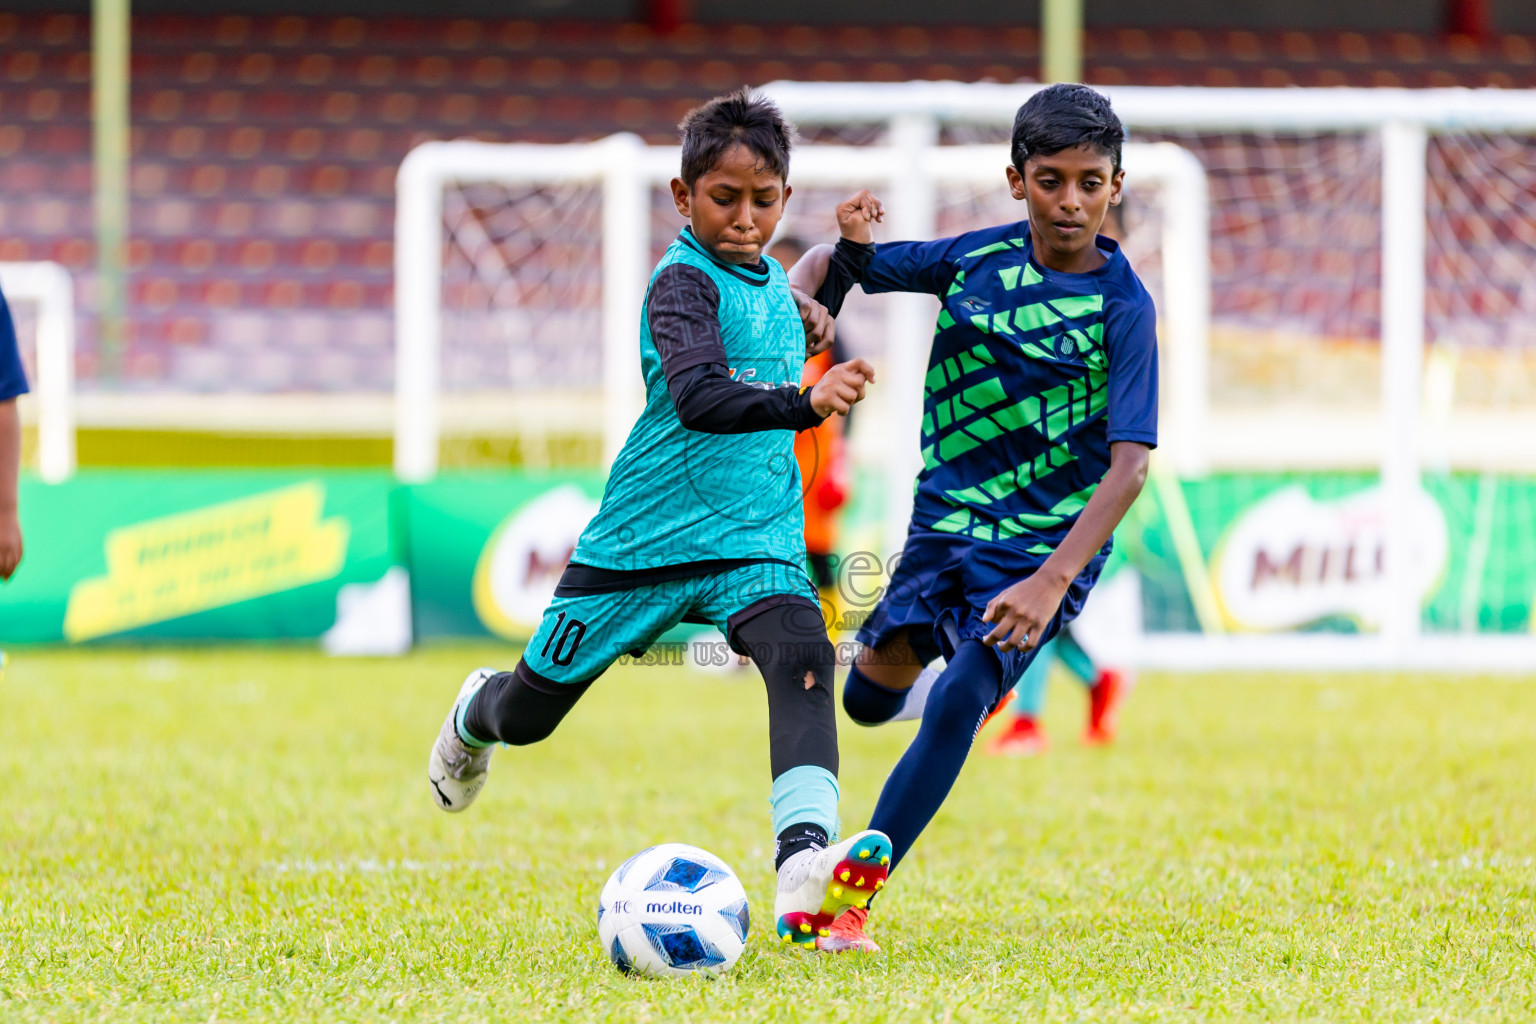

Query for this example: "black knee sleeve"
[730,599,838,779]
[462,660,591,746]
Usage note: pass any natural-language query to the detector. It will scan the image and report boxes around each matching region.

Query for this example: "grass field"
[3,645,1535,1023]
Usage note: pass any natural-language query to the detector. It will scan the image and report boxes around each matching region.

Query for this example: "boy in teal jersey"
[791,84,1157,952]
[427,89,895,952]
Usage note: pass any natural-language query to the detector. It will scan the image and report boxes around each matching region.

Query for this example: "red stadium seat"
[2,12,1528,394]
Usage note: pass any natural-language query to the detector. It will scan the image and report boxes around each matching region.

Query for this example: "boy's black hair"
[678,86,796,188]
[1010,83,1125,174]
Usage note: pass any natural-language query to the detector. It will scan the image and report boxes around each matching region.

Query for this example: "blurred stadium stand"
[0,11,1532,395]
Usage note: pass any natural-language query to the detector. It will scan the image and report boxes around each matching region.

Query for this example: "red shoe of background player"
[816,906,880,953]
[1083,669,1125,746]
[986,715,1049,757]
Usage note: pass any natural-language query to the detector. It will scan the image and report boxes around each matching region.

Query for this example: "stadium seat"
[2,11,1530,391]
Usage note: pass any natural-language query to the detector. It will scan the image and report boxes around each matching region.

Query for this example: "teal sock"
[770,764,840,840]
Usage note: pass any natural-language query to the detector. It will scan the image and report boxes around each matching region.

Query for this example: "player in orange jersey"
[772,236,852,634]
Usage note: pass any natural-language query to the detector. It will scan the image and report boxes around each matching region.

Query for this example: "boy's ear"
[670,177,691,218]
[1108,168,1125,206]
[1005,165,1026,201]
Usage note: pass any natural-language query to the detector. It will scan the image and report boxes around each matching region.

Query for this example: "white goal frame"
[394,135,1209,533]
[393,84,1536,672]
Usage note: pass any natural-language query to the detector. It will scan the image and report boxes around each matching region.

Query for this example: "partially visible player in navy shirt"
[0,282,29,580]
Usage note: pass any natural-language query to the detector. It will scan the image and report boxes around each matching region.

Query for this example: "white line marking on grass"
[261,858,518,874]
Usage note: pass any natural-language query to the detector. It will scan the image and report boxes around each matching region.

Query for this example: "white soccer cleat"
[773,829,893,948]
[427,667,499,813]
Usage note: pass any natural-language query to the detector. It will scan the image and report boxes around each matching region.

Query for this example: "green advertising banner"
[1122,471,1536,635]
[2,468,1530,645]
[0,471,401,643]
[403,472,606,640]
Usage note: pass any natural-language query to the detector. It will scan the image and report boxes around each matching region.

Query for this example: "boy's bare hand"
[792,288,836,355]
[809,358,876,418]
[981,570,1068,653]
[836,190,885,245]
[0,511,21,581]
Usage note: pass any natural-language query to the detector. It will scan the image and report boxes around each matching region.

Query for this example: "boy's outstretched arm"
[0,398,21,580]
[981,441,1151,652]
[787,245,834,298]
[786,190,884,339]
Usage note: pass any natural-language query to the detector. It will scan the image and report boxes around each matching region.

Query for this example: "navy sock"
[842,664,910,725]
[867,640,1004,870]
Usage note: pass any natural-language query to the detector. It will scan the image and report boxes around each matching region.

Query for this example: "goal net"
[395,84,1536,670]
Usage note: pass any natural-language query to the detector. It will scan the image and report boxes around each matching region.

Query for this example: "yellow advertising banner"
[64,482,349,641]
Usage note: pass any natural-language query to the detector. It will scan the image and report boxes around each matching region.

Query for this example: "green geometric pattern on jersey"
[918,237,1111,545]
[572,233,809,571]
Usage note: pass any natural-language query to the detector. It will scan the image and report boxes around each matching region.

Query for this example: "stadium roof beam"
[1042,0,1083,84]
[762,83,1536,132]
[92,0,129,381]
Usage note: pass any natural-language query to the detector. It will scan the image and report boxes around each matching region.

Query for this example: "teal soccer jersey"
[862,224,1158,554]
[573,229,811,571]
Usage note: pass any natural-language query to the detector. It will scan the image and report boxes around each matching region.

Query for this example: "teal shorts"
[522,561,817,685]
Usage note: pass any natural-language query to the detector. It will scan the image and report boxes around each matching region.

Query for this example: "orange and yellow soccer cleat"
[1084,669,1126,745]
[986,714,1050,757]
[816,905,880,953]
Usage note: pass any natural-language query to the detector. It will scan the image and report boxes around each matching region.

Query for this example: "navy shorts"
[854,529,1105,692]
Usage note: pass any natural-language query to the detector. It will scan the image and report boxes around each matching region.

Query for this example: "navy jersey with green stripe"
[572,230,808,571]
[863,224,1158,553]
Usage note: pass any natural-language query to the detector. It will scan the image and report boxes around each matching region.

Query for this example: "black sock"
[461,661,590,746]
[842,664,908,725]
[775,822,829,870]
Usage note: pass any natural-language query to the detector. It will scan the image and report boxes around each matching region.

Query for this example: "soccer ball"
[597,843,750,978]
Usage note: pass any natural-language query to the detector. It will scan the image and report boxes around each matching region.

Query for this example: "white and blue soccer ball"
[597,843,750,978]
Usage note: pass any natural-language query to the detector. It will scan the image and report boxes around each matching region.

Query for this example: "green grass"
[2,646,1535,1023]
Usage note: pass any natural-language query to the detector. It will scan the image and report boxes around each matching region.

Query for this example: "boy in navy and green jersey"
[426,88,897,952]
[792,83,1157,952]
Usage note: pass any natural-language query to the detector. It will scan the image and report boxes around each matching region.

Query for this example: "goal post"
[393,135,1210,545]
[392,84,1536,671]
[758,83,1536,671]
[0,261,76,484]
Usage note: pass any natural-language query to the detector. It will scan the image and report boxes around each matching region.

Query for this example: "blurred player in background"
[0,282,26,583]
[889,622,1126,755]
[986,624,1126,755]
[771,236,853,635]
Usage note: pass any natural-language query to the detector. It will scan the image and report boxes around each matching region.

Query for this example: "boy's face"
[1006,144,1124,270]
[670,144,791,265]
